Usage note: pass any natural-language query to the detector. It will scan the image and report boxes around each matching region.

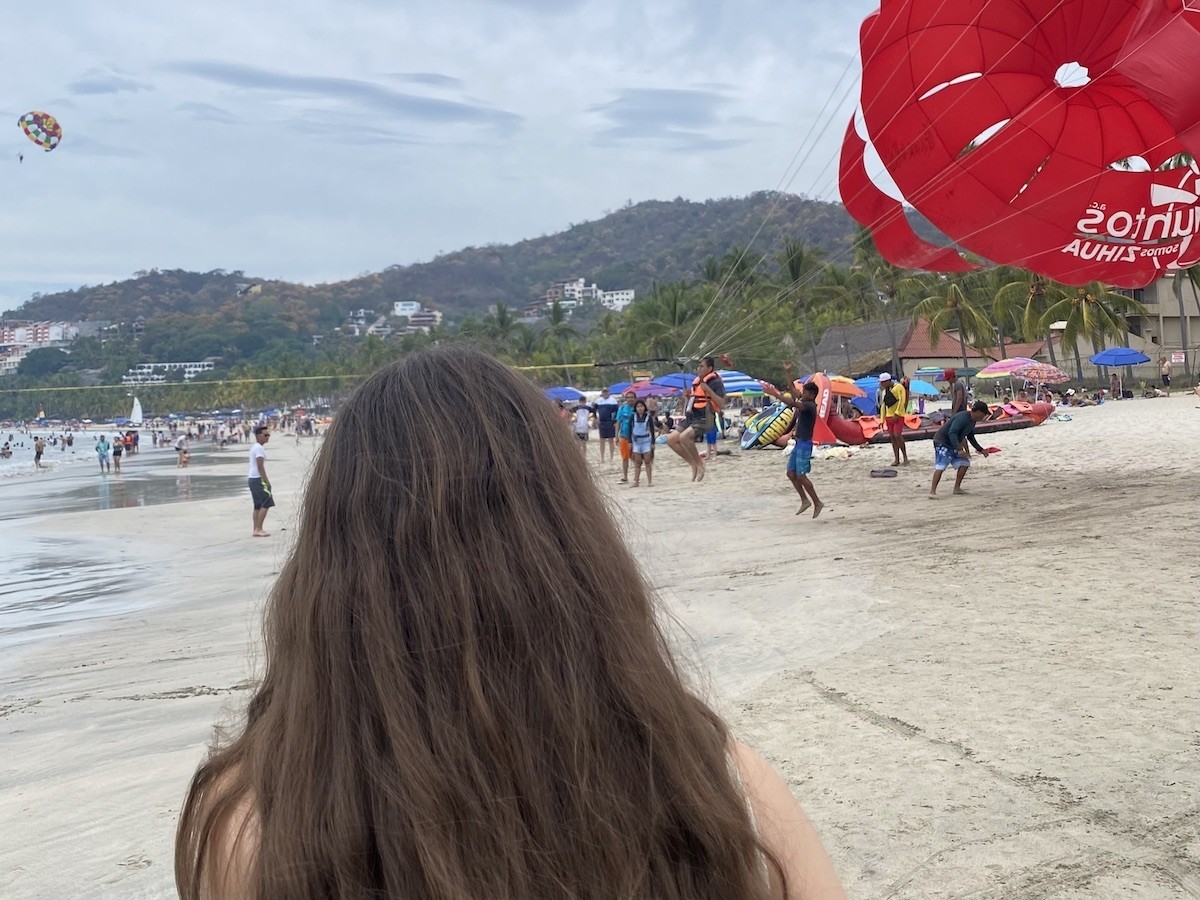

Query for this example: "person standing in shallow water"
[95,434,110,474]
[247,425,274,537]
[176,345,845,900]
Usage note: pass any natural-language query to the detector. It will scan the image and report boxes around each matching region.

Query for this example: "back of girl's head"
[177,343,779,899]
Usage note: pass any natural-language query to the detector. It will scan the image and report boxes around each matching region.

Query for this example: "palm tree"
[970,266,1030,360]
[619,282,701,360]
[541,300,580,382]
[1039,283,1149,379]
[911,276,995,369]
[773,239,827,370]
[482,301,516,344]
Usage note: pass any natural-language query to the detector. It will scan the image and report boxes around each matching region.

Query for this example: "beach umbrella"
[915,365,980,378]
[975,358,1040,379]
[608,381,632,394]
[800,374,866,399]
[1089,347,1151,366]
[544,386,585,402]
[906,379,941,397]
[617,381,677,398]
[718,369,765,395]
[652,372,693,391]
[977,358,1070,383]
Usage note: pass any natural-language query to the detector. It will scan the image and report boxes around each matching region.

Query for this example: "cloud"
[176,102,240,124]
[167,60,521,131]
[281,110,425,146]
[587,87,752,151]
[384,72,463,89]
[65,135,140,158]
[67,67,152,95]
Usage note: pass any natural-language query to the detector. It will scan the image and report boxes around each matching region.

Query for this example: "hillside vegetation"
[11,192,943,330]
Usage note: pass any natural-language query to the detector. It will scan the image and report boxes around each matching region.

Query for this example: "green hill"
[5,192,945,367]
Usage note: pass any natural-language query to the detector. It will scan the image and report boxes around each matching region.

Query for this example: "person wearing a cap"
[942,368,967,415]
[877,373,909,466]
[929,400,992,498]
[248,424,274,537]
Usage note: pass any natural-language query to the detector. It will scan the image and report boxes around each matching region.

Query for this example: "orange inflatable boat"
[805,374,1052,446]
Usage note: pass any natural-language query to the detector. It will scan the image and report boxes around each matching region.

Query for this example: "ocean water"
[0,440,248,657]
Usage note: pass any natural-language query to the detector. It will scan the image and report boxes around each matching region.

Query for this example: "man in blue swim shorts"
[764,380,823,519]
[929,400,992,498]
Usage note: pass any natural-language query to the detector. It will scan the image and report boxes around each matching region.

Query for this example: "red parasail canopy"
[840,0,1200,287]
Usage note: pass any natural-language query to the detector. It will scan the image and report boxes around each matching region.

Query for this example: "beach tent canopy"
[544,386,585,402]
[1089,347,1151,366]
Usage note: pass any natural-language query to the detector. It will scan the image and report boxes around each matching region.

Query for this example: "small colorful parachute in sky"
[19,111,62,152]
[840,0,1200,288]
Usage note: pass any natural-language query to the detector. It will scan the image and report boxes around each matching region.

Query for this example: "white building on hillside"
[122,361,216,384]
[600,289,635,312]
[393,300,422,318]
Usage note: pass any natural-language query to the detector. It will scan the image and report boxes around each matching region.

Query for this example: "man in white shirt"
[248,425,274,537]
[572,403,591,442]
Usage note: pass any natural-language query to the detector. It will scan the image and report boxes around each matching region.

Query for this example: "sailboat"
[129,396,144,426]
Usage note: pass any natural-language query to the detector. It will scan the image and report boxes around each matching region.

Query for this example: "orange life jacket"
[691,371,720,411]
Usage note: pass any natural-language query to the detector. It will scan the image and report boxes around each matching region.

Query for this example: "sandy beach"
[2,398,1199,898]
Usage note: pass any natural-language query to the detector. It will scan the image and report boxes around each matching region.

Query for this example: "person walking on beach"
[943,369,967,415]
[175,433,188,467]
[615,390,636,483]
[878,373,908,466]
[33,436,44,469]
[630,399,656,487]
[929,400,992,498]
[1159,356,1172,395]
[248,425,274,537]
[176,345,846,900]
[764,380,824,519]
[594,387,619,462]
[571,401,591,443]
[95,435,111,474]
[666,356,725,482]
[111,433,124,473]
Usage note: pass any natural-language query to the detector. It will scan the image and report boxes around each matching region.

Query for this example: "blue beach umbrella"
[544,386,585,402]
[852,377,880,415]
[651,372,693,391]
[1089,347,1151,366]
[608,381,632,394]
[907,379,941,397]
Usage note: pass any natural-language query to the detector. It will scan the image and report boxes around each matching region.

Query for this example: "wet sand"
[2,400,1198,898]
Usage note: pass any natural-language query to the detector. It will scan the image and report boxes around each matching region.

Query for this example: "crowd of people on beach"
[548,354,1200,515]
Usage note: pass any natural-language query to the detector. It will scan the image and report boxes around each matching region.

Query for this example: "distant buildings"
[0,321,78,346]
[0,320,79,377]
[524,278,636,318]
[122,361,216,384]
[339,303,444,337]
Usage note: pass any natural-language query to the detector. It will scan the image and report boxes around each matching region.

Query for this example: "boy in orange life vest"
[665,356,725,482]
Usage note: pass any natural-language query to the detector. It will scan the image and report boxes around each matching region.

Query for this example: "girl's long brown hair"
[177,344,782,898]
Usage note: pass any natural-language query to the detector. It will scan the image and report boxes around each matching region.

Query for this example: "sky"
[0,0,877,312]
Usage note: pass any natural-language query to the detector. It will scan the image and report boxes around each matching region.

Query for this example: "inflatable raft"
[740,403,795,450]
[738,373,1052,450]
[827,401,1054,446]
